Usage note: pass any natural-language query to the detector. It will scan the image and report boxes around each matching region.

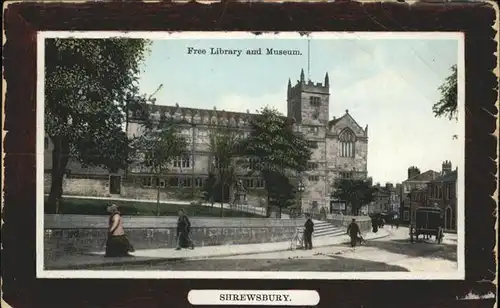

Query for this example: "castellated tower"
[287,69,330,125]
[285,69,367,214]
[286,69,331,213]
[441,160,452,175]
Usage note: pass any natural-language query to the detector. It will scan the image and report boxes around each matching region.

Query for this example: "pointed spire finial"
[324,72,329,87]
[300,69,305,82]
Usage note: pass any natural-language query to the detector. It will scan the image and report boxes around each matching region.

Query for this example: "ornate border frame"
[2,2,497,307]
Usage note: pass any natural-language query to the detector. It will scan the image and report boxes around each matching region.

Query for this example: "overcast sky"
[137,34,461,184]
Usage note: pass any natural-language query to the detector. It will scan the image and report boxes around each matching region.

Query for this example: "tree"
[242,107,312,217]
[207,124,244,217]
[131,120,189,215]
[266,172,297,218]
[432,64,458,121]
[45,38,150,213]
[331,179,375,216]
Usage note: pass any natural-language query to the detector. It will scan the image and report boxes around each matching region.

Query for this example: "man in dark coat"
[371,217,379,233]
[175,209,194,250]
[347,218,361,248]
[303,213,314,250]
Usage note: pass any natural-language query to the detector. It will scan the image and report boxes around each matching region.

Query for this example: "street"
[92,227,458,272]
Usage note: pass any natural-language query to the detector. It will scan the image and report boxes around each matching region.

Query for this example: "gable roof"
[430,170,458,183]
[328,110,365,132]
[404,170,440,183]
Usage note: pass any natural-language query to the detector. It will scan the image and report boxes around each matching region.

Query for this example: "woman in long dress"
[176,209,194,250]
[105,204,134,257]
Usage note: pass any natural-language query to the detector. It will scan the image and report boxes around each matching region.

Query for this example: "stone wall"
[327,215,372,233]
[45,173,266,204]
[44,215,305,261]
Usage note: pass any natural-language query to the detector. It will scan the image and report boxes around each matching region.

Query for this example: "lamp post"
[296,177,305,217]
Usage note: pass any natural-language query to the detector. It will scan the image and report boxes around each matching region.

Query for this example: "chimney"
[442,160,452,175]
[407,166,421,179]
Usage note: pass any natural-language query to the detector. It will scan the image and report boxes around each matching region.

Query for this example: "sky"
[137,33,461,184]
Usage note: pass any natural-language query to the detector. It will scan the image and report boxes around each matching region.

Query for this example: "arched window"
[338,128,356,157]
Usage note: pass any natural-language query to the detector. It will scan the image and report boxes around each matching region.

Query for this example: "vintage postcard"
[37,31,465,280]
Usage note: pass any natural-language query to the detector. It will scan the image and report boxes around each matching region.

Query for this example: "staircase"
[312,220,346,238]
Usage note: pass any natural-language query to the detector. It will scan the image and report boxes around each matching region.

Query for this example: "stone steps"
[313,221,345,238]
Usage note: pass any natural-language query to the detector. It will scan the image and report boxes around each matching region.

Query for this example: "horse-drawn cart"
[410,207,444,244]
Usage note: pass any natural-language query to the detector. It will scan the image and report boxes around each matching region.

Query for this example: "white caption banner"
[188,289,320,306]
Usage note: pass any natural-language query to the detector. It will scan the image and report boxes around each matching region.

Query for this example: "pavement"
[44,229,390,270]
[90,227,458,272]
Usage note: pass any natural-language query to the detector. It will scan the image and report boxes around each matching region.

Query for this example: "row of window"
[140,176,265,189]
[143,155,263,171]
[173,156,191,168]
[307,172,355,182]
[307,162,319,170]
[429,184,455,200]
[308,176,320,182]
[308,126,319,135]
[141,176,204,188]
[310,96,321,107]
[243,178,265,189]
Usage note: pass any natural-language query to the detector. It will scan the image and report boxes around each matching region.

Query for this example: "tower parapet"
[288,69,330,99]
[441,160,452,175]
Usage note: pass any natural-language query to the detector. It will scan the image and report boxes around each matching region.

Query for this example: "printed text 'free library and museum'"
[187,46,303,57]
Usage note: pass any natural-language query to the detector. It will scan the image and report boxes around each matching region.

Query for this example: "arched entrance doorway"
[445,207,453,230]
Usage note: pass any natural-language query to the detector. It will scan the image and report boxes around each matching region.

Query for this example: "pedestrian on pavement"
[176,209,195,250]
[303,213,314,250]
[371,217,378,233]
[105,204,134,257]
[347,218,361,248]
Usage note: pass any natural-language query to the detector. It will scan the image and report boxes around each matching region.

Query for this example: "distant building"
[44,69,369,214]
[394,183,403,214]
[400,167,440,224]
[427,161,458,231]
[370,183,400,215]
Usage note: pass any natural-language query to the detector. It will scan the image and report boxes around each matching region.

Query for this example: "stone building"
[427,161,458,232]
[44,69,368,213]
[370,183,400,214]
[286,69,368,213]
[399,167,440,224]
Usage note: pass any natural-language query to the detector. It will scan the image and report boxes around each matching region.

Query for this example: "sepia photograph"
[37,32,464,280]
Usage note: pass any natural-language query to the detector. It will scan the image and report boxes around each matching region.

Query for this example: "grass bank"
[45,197,263,218]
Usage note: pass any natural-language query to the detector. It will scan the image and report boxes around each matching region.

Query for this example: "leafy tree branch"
[432,64,458,121]
[331,179,375,216]
[131,119,189,215]
[44,38,150,213]
[242,107,312,217]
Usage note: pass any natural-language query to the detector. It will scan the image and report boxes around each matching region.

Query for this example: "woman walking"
[105,204,134,257]
[176,209,195,250]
